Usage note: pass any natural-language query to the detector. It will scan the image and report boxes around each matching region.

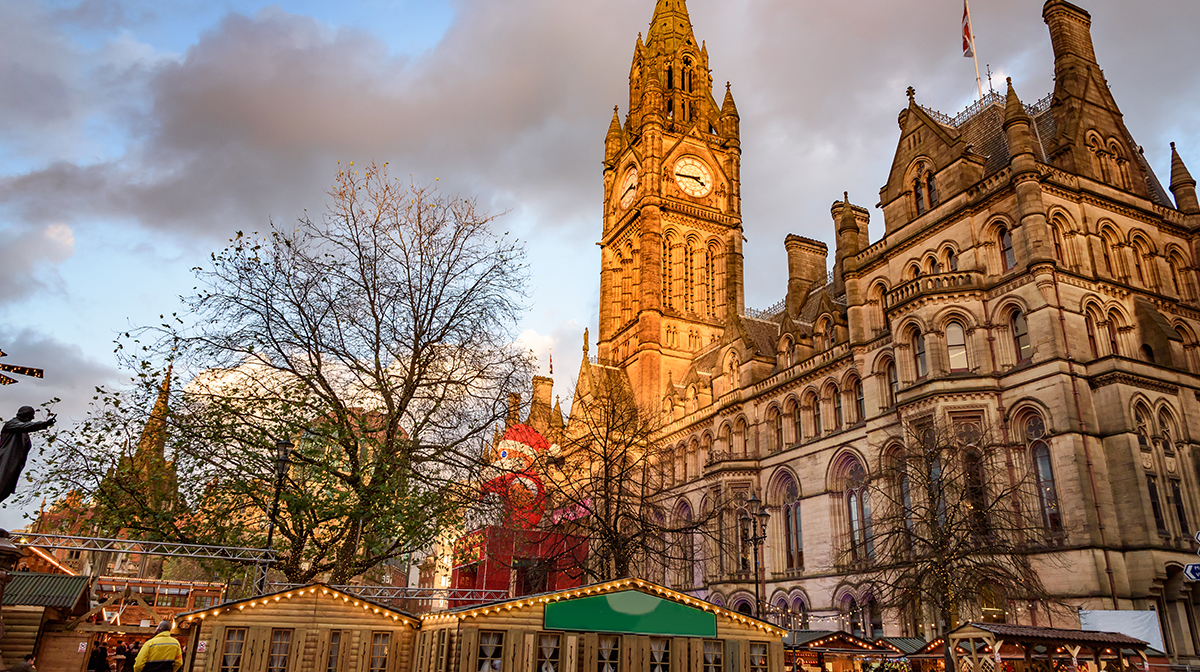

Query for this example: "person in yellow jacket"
[133,621,183,672]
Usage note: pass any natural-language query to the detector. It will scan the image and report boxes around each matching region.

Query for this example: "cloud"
[0,223,75,305]
[0,327,120,421]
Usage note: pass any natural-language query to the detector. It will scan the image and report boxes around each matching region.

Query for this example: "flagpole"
[965,0,984,100]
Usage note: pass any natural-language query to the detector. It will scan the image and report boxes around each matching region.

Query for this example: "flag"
[962,1,975,58]
[549,348,553,375]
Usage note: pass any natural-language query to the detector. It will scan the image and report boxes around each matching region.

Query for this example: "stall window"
[749,643,768,672]
[650,638,671,672]
[194,594,219,609]
[370,633,391,672]
[479,632,504,672]
[220,629,248,672]
[598,636,621,672]
[268,630,293,672]
[537,634,561,672]
[326,632,343,672]
[702,641,723,672]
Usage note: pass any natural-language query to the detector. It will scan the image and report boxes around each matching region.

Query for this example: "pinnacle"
[608,106,622,138]
[1171,141,1196,190]
[1004,77,1031,125]
[721,82,739,117]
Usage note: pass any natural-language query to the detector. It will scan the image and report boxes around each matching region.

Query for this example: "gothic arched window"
[811,393,823,437]
[778,477,803,571]
[1106,310,1122,356]
[1011,309,1032,362]
[831,386,844,430]
[999,226,1016,271]
[853,379,865,423]
[946,249,958,272]
[1050,221,1065,263]
[662,237,674,311]
[886,363,899,408]
[772,408,784,452]
[1023,413,1063,535]
[926,172,938,207]
[911,329,928,379]
[913,178,926,216]
[844,460,872,561]
[1085,311,1100,358]
[964,449,989,536]
[946,321,968,372]
[789,399,802,444]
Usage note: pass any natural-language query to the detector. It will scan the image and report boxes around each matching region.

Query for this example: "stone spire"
[134,362,173,461]
[645,0,698,55]
[1170,142,1200,214]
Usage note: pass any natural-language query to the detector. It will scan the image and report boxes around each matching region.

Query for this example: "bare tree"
[30,163,533,584]
[855,415,1067,641]
[492,365,725,586]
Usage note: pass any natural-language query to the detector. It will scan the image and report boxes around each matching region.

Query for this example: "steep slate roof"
[1,572,91,610]
[919,91,1172,206]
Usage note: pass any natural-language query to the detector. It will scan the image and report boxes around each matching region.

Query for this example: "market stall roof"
[783,630,893,654]
[175,583,421,628]
[876,637,928,655]
[422,578,784,638]
[1,572,91,613]
[950,623,1148,647]
[910,623,1150,662]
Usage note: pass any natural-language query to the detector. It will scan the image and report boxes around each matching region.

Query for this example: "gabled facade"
[576,0,1200,658]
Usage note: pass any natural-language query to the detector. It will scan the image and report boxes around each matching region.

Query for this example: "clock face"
[674,156,713,197]
[619,167,638,209]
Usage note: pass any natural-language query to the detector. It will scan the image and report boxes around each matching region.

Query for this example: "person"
[0,406,55,504]
[9,654,36,672]
[124,643,140,672]
[87,645,110,672]
[133,622,182,672]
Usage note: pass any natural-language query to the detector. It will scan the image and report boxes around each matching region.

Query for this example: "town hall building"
[578,0,1200,658]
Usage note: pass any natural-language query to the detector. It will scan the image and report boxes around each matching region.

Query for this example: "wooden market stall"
[416,578,786,672]
[174,584,420,672]
[0,572,92,671]
[907,623,1151,672]
[783,631,898,672]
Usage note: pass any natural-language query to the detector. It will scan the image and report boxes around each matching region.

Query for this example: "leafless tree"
[481,366,726,587]
[854,415,1067,641]
[30,163,533,584]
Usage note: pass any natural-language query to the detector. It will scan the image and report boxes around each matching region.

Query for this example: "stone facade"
[579,0,1200,657]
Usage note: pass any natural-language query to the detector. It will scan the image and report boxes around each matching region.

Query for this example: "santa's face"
[483,439,537,481]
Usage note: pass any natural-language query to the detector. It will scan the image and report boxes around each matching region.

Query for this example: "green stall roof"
[544,589,717,638]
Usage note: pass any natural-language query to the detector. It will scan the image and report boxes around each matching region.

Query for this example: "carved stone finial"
[583,328,590,355]
[906,86,916,101]
[726,81,731,92]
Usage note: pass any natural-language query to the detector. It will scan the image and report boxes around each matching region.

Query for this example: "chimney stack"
[784,235,828,317]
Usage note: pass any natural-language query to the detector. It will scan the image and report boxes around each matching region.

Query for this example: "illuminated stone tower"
[598,0,745,411]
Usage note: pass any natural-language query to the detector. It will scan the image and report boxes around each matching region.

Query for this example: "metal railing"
[15,533,278,563]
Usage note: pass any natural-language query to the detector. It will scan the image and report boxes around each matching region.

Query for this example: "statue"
[0,406,55,504]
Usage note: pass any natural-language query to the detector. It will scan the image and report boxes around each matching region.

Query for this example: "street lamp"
[255,437,293,595]
[740,491,770,619]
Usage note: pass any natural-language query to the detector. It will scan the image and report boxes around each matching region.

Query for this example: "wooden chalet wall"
[415,583,785,672]
[0,606,47,666]
[178,588,418,672]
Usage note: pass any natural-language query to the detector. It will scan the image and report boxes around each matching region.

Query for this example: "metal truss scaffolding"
[14,533,277,563]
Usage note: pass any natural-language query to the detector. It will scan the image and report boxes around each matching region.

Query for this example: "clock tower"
[598,0,745,411]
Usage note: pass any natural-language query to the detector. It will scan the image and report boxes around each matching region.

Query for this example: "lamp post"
[740,492,770,619]
[255,437,293,595]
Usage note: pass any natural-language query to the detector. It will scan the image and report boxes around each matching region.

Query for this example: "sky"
[1,0,1198,528]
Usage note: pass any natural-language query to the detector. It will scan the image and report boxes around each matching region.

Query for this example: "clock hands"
[676,172,705,185]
